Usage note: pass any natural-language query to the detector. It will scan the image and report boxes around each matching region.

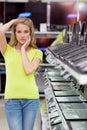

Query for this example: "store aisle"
[0,98,42,130]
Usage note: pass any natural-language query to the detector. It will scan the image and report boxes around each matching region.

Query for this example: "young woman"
[0,17,43,130]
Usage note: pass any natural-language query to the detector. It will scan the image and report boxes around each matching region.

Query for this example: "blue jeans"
[4,99,39,130]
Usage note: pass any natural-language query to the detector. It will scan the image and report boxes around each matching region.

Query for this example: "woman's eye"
[16,30,30,34]
[17,31,21,33]
[24,31,29,33]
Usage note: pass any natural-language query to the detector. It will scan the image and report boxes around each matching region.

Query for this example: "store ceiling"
[0,0,87,2]
[30,0,87,2]
[41,0,87,2]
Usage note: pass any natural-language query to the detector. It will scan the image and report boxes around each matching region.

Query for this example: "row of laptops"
[46,67,87,130]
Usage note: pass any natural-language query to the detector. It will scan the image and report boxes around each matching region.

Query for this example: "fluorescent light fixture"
[18,12,32,17]
[67,14,78,18]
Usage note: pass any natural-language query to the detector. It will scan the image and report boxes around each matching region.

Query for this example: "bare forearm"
[0,19,17,33]
[21,48,32,74]
[21,48,40,75]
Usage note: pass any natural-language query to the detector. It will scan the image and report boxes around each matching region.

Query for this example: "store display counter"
[41,67,87,130]
[6,31,60,38]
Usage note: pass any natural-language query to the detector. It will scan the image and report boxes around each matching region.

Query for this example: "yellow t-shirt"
[3,44,43,99]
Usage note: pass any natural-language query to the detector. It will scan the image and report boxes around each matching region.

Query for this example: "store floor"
[0,98,42,130]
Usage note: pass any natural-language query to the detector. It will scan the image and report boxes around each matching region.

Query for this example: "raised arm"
[0,19,17,54]
[0,19,17,33]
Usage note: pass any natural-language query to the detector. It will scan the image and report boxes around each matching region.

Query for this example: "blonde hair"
[9,17,37,48]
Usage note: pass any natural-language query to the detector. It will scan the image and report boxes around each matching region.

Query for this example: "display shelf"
[43,67,87,130]
[6,31,60,38]
[0,63,5,70]
[44,85,70,130]
[57,59,87,85]
[44,75,70,130]
[45,49,87,85]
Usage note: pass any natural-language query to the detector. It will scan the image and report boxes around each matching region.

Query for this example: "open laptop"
[54,90,79,97]
[56,96,87,103]
[62,109,87,120]
[70,121,87,130]
[59,102,87,110]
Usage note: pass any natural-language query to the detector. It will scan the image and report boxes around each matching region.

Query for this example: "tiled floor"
[0,98,42,130]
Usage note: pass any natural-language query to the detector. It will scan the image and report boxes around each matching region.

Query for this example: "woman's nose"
[21,33,25,37]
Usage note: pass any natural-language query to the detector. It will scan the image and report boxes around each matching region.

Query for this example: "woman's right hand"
[0,18,18,34]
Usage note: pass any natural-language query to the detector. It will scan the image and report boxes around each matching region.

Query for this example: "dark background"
[0,1,87,49]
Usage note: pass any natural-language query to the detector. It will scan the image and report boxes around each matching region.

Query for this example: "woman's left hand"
[22,37,31,50]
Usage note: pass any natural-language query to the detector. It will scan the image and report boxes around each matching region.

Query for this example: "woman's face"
[15,23,30,45]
